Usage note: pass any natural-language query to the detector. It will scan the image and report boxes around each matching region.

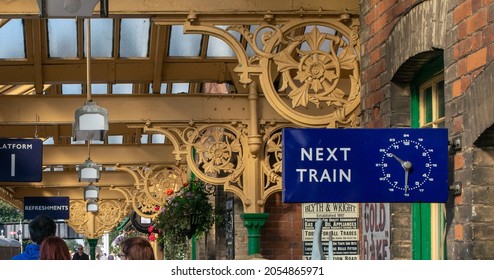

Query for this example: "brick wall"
[360,0,416,128]
[233,194,249,259]
[260,192,303,260]
[360,0,426,260]
[360,0,494,259]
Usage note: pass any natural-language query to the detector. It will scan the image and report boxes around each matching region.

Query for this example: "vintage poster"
[361,203,390,260]
[302,202,359,260]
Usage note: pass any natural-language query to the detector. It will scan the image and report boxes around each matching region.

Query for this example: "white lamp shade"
[81,167,98,181]
[79,114,106,130]
[86,200,98,212]
[38,0,100,18]
[73,100,108,141]
[84,184,100,200]
[77,159,101,182]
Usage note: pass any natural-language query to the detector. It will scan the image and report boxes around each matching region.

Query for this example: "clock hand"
[404,168,410,195]
[390,153,413,194]
[390,153,412,170]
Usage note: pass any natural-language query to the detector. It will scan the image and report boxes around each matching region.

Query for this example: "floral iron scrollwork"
[113,164,187,219]
[67,199,128,239]
[233,20,361,128]
[261,127,284,197]
[180,125,245,187]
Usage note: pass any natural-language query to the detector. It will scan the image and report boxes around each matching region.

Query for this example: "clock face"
[377,134,437,196]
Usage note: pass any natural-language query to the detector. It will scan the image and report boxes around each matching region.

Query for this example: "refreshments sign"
[24,197,70,220]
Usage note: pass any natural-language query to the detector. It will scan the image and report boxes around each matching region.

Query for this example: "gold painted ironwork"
[180,13,361,128]
[67,199,128,239]
[2,10,361,238]
[112,164,188,219]
[110,12,364,218]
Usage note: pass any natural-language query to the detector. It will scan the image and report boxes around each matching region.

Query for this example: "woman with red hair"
[39,236,71,260]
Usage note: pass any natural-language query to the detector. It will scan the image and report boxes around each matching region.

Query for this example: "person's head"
[39,236,71,260]
[120,236,155,260]
[29,214,56,245]
[76,244,84,254]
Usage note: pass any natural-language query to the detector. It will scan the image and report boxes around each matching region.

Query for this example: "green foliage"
[151,180,221,259]
[0,200,23,223]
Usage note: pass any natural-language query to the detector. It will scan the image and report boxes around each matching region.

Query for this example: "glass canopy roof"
[0,17,344,96]
[0,15,344,156]
[0,18,245,96]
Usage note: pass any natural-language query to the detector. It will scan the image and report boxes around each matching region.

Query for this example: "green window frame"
[410,55,446,260]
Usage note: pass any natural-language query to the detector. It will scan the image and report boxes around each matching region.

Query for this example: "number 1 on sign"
[11,154,15,177]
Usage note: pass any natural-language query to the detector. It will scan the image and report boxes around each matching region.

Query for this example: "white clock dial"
[376,135,436,196]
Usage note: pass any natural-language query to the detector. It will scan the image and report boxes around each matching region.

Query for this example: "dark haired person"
[72,244,90,260]
[11,214,56,260]
[121,236,155,260]
[39,236,71,260]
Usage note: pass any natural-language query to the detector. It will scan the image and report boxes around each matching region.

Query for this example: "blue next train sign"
[282,128,449,203]
[0,138,43,182]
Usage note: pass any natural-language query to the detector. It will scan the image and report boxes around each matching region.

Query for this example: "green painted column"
[191,234,196,260]
[87,238,99,260]
[241,213,269,255]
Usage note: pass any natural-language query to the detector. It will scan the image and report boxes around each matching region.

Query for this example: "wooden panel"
[1,0,359,16]
[0,94,286,123]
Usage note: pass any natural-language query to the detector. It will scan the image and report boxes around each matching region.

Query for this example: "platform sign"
[282,128,448,203]
[0,138,43,182]
[24,197,70,220]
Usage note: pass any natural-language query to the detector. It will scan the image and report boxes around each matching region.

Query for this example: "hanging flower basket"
[149,180,219,259]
